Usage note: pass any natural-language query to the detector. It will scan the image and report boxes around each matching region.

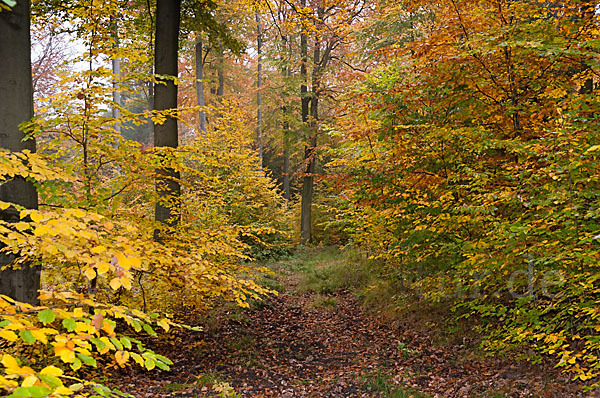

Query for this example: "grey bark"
[217,41,224,97]
[256,11,263,167]
[111,17,121,132]
[283,106,290,201]
[0,0,40,304]
[195,38,207,135]
[282,36,291,201]
[153,0,181,240]
[299,0,311,244]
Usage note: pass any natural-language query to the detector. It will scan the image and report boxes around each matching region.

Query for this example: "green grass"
[361,369,430,398]
[226,334,255,352]
[292,246,373,294]
[309,293,339,310]
[196,371,224,386]
[162,382,189,392]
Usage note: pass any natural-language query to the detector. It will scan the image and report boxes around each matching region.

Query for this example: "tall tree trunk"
[111,16,121,132]
[283,106,290,201]
[282,36,292,201]
[299,0,311,244]
[195,37,207,135]
[579,2,594,95]
[217,41,224,97]
[256,11,263,166]
[153,0,181,241]
[0,0,40,304]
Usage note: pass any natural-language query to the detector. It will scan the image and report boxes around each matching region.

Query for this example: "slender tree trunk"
[282,36,292,201]
[112,56,121,122]
[299,0,311,244]
[256,11,263,166]
[579,2,594,95]
[301,42,321,245]
[111,16,121,132]
[153,0,181,241]
[0,0,40,304]
[217,41,224,97]
[283,106,290,201]
[195,37,207,135]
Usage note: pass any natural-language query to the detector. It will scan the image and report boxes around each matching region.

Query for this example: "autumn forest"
[1,0,600,396]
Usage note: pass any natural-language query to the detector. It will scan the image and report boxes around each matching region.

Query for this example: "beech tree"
[154,0,182,238]
[0,0,40,304]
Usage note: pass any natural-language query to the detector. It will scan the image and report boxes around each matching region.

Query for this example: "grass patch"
[196,371,224,387]
[225,334,256,352]
[162,382,189,392]
[309,294,339,310]
[361,369,430,398]
[293,246,372,293]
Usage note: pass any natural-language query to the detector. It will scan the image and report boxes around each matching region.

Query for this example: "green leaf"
[8,386,52,398]
[38,375,62,389]
[1,0,17,8]
[110,337,123,351]
[131,319,142,332]
[76,352,97,367]
[120,336,132,350]
[37,309,55,325]
[19,330,35,345]
[62,318,76,331]
[70,357,82,371]
[142,323,156,337]
[154,354,172,365]
[90,338,105,351]
[144,358,155,370]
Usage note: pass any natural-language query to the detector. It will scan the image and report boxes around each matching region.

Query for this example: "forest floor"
[116,247,586,398]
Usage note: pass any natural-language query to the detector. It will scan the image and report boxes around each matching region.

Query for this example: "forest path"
[118,247,583,398]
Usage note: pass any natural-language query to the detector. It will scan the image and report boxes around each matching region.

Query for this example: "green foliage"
[330,0,600,386]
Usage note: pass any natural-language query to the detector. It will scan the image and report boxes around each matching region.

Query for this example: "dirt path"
[117,253,585,398]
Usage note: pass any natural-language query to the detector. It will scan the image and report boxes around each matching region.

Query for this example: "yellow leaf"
[70,209,86,218]
[30,329,48,344]
[0,202,10,210]
[130,352,144,366]
[73,308,85,318]
[33,224,51,236]
[54,344,75,363]
[29,211,42,223]
[40,365,63,377]
[84,267,96,281]
[109,278,121,290]
[97,262,111,275]
[22,375,38,387]
[55,386,74,395]
[75,322,95,334]
[91,245,107,254]
[586,145,600,153]
[157,319,170,332]
[120,277,132,290]
[1,354,20,374]
[0,375,18,387]
[115,350,129,366]
[0,329,18,342]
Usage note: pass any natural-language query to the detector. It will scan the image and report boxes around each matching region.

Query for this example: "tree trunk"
[153,0,181,241]
[217,41,224,97]
[299,0,311,244]
[0,0,40,304]
[282,35,292,201]
[579,2,594,95]
[111,16,121,132]
[283,106,290,201]
[256,11,263,166]
[195,37,207,135]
